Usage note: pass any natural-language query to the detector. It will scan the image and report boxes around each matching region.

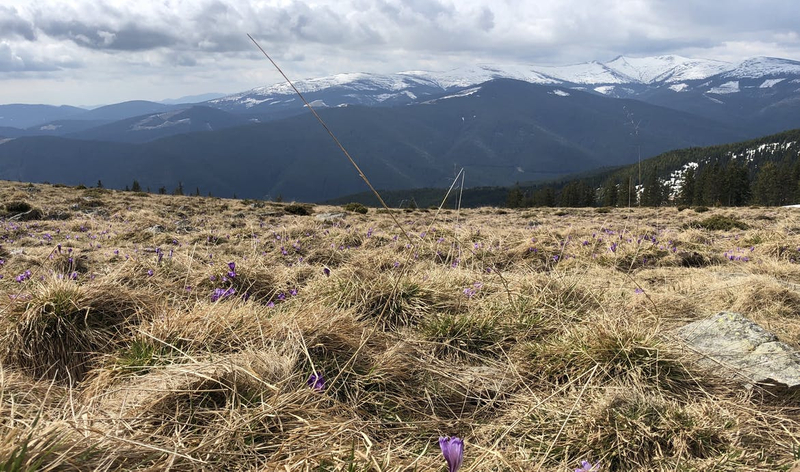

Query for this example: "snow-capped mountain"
[206,55,800,127]
[721,56,800,79]
[604,55,732,83]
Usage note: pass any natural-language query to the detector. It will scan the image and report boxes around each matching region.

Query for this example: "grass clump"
[284,203,314,215]
[2,201,43,220]
[580,390,733,469]
[685,214,749,231]
[343,202,369,214]
[1,278,145,383]
[423,313,505,360]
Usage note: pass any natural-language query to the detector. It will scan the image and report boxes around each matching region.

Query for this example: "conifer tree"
[752,162,778,205]
[506,183,524,208]
[618,175,633,207]
[532,187,555,207]
[678,168,695,206]
[602,179,618,207]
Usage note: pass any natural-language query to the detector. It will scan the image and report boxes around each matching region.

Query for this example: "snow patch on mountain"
[605,55,731,83]
[723,57,800,79]
[132,117,189,131]
[304,100,328,108]
[665,161,699,198]
[729,141,795,163]
[131,111,188,131]
[242,97,273,108]
[400,64,558,88]
[535,61,628,84]
[669,83,689,92]
[426,87,481,103]
[40,124,61,131]
[594,86,615,95]
[760,78,786,88]
[550,89,570,97]
[708,81,740,94]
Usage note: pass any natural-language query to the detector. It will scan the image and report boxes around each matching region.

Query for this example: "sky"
[1,0,799,106]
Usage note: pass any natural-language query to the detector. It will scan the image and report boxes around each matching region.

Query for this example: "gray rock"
[675,311,800,388]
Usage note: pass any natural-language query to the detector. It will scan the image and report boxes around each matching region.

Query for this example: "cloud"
[1,0,800,105]
[0,6,36,41]
[0,41,60,72]
[39,20,178,51]
[476,7,495,32]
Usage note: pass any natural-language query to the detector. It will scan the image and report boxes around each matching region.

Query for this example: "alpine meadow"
[4,2,800,470]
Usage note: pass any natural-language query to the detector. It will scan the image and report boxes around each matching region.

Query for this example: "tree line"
[506,149,800,208]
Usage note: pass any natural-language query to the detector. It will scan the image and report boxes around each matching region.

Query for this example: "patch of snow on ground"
[0,138,14,145]
[729,142,796,163]
[760,78,785,88]
[708,81,740,94]
[550,89,570,96]
[665,162,699,199]
[304,100,328,108]
[403,90,417,100]
[669,83,689,92]
[39,124,61,131]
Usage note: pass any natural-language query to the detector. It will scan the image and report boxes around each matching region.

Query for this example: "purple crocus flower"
[575,460,601,472]
[438,436,463,472]
[323,267,330,277]
[307,373,325,392]
[147,269,154,277]
[227,261,237,278]
[211,287,236,302]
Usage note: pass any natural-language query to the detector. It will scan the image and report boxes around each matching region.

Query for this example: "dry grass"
[1,181,800,470]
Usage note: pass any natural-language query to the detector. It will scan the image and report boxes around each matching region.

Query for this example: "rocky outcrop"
[675,311,800,388]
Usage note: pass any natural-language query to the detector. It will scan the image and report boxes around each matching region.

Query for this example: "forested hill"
[506,128,800,208]
[331,128,800,209]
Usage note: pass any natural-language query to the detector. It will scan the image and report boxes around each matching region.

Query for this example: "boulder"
[674,311,800,388]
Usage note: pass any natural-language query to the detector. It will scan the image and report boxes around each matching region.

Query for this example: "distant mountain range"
[0,54,799,201]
